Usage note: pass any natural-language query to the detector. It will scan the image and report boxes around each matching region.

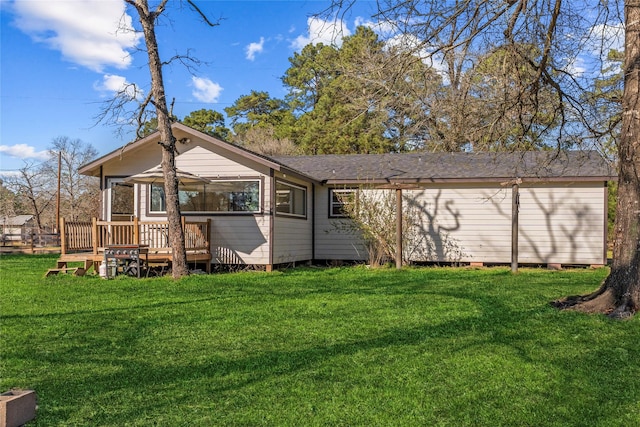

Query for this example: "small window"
[150,180,260,213]
[330,189,357,217]
[276,181,307,217]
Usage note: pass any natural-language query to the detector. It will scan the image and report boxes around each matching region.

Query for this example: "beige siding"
[314,182,607,266]
[211,216,270,265]
[408,185,512,263]
[174,145,268,177]
[314,187,368,261]
[518,183,606,265]
[121,141,274,266]
[100,141,271,185]
[273,216,313,263]
[272,174,313,263]
[102,146,162,177]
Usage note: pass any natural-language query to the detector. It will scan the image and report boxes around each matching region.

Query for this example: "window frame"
[329,188,358,218]
[106,177,135,221]
[275,180,307,219]
[147,178,262,215]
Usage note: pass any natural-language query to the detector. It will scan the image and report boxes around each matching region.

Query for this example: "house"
[1,215,35,243]
[75,122,616,271]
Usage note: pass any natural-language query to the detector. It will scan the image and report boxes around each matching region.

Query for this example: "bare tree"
[233,126,301,156]
[42,137,100,222]
[3,162,56,233]
[334,189,440,266]
[122,0,218,278]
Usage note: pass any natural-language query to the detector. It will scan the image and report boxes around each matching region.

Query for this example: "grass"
[1,254,639,426]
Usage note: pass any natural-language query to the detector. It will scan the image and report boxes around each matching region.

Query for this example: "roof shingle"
[272,151,616,184]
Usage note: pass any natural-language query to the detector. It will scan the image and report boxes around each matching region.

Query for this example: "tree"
[334,189,421,267]
[236,126,300,156]
[42,137,100,223]
[0,179,20,223]
[224,90,294,139]
[556,2,640,318]
[124,0,217,278]
[283,28,395,153]
[182,108,230,140]
[3,162,55,233]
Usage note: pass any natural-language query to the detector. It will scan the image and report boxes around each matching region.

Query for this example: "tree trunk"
[554,0,640,318]
[130,0,189,278]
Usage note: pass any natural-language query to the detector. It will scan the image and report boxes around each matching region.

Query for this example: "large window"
[329,188,357,217]
[150,180,260,213]
[275,181,307,217]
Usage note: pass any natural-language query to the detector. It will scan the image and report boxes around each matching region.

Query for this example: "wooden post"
[55,151,61,234]
[60,217,67,255]
[92,217,98,255]
[133,216,139,245]
[511,180,521,273]
[396,188,403,269]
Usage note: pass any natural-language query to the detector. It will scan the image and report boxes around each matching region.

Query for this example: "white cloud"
[566,56,587,78]
[588,23,624,75]
[0,144,51,161]
[354,16,397,38]
[589,23,624,53]
[93,74,143,99]
[12,0,141,72]
[246,37,265,61]
[291,17,351,50]
[191,77,223,103]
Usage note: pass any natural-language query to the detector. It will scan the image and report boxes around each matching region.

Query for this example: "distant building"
[1,215,35,242]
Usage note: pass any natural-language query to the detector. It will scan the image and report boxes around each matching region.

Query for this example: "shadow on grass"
[3,264,637,425]
[15,283,640,425]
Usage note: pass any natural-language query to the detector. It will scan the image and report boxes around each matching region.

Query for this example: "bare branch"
[186,0,223,27]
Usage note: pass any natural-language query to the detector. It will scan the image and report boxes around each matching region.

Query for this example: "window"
[150,180,260,213]
[276,181,307,217]
[330,189,357,217]
[108,179,134,221]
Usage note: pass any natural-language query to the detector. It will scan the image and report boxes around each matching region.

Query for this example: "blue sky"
[0,0,377,174]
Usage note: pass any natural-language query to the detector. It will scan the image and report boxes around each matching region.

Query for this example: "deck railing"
[60,217,211,255]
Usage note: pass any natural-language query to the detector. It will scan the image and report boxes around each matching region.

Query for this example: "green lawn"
[1,254,639,426]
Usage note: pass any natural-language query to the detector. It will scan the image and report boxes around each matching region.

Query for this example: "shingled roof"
[272,150,616,185]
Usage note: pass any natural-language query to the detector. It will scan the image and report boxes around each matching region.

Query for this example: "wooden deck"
[57,217,212,273]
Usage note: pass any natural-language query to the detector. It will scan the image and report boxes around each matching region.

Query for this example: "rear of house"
[279,151,613,267]
[79,123,315,270]
[78,124,615,270]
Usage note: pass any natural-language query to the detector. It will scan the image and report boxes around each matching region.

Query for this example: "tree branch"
[186,0,222,27]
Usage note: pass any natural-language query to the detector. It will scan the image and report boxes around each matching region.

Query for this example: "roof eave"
[322,175,617,186]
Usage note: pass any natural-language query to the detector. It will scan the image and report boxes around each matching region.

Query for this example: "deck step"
[45,267,86,277]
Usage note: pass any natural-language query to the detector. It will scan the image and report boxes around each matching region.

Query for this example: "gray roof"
[1,215,34,226]
[272,150,616,184]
